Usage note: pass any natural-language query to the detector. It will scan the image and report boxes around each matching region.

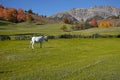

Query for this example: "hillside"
[0,21,120,39]
[50,6,120,22]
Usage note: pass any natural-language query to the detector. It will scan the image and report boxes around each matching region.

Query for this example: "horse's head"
[44,36,48,42]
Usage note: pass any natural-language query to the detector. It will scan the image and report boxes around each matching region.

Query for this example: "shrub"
[117,34,120,38]
[14,35,30,40]
[0,35,11,40]
[59,34,73,39]
[60,25,68,31]
[91,33,100,38]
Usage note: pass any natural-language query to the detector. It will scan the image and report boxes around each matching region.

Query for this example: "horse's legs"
[40,42,42,48]
[31,41,34,49]
[30,41,33,48]
[29,41,32,48]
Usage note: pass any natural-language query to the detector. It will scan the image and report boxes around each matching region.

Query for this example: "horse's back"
[31,36,43,42]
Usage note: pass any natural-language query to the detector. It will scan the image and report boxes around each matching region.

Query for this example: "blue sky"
[0,0,120,16]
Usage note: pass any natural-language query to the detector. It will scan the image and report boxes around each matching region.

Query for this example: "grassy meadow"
[0,21,120,80]
[0,20,120,36]
[0,38,120,80]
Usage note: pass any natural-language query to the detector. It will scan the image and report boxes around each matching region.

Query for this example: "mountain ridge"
[50,6,120,22]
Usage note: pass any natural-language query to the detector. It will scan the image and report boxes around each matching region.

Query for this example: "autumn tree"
[99,21,112,28]
[99,22,104,28]
[0,4,34,23]
[17,8,27,22]
[90,18,98,27]
[6,8,17,22]
[0,5,4,20]
[62,16,67,23]
[62,16,72,24]
[0,5,17,22]
[3,8,11,21]
[106,21,112,27]
[67,17,72,24]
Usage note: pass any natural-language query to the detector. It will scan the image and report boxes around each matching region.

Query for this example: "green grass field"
[0,38,120,80]
[0,21,120,80]
[0,21,120,36]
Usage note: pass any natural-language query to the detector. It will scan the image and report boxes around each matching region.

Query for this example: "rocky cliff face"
[50,6,120,22]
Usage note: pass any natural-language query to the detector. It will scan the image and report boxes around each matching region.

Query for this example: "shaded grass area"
[0,38,120,80]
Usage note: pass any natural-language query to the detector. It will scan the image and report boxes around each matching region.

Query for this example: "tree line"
[0,4,33,22]
[60,16,120,31]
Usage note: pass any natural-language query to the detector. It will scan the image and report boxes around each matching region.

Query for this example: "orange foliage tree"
[17,8,27,22]
[99,21,112,28]
[0,4,33,22]
[3,8,17,22]
[0,4,4,20]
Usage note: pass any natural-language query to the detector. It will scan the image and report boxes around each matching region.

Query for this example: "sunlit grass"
[0,38,120,80]
[0,21,120,36]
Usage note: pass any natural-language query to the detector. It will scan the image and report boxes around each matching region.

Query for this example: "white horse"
[30,36,48,49]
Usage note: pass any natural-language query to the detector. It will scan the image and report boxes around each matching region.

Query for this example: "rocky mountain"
[49,11,78,22]
[50,6,120,22]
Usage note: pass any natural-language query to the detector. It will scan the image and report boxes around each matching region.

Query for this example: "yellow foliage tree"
[99,21,112,28]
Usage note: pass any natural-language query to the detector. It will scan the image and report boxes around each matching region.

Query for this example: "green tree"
[28,9,33,14]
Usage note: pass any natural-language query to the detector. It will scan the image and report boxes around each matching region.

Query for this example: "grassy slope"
[0,21,120,36]
[0,38,120,80]
[0,21,120,80]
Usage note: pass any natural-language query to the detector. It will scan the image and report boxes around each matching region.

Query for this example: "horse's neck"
[37,36,44,42]
[40,36,44,41]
